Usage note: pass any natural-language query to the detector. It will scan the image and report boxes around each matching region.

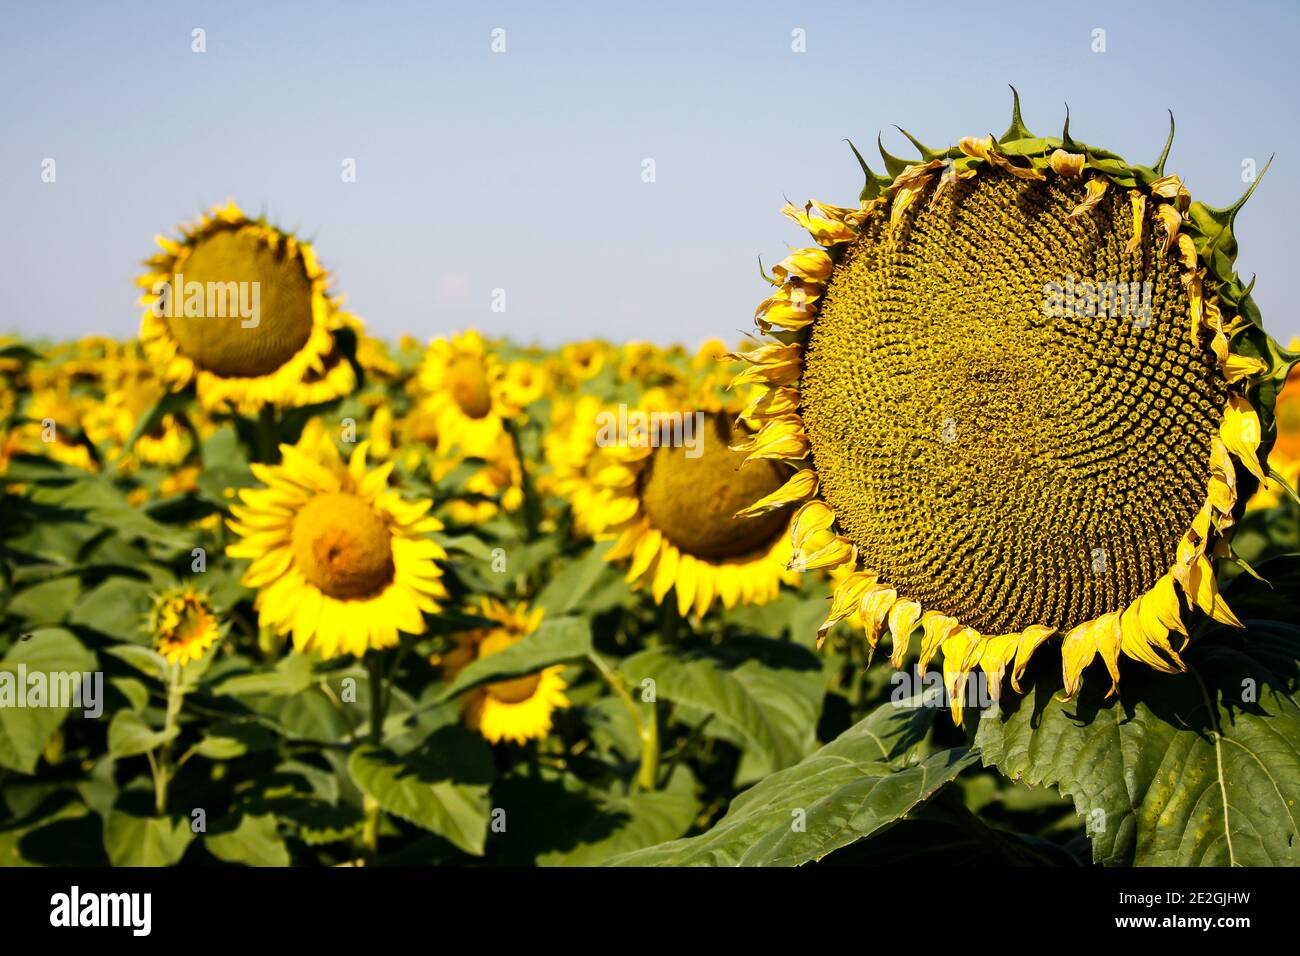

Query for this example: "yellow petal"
[1049,149,1085,177]
[887,599,922,669]
[918,611,959,672]
[1220,395,1266,481]
[735,469,818,518]
[1010,625,1056,694]
[859,585,898,655]
[817,571,879,644]
[1067,177,1108,219]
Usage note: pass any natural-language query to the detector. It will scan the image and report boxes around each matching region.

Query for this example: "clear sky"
[2,0,1297,347]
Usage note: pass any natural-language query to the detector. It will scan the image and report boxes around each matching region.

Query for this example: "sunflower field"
[3,104,1300,870]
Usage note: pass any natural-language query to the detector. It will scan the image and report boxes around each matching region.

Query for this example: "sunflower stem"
[587,651,659,790]
[504,418,541,540]
[660,597,681,644]
[254,405,279,463]
[637,699,659,792]
[153,663,185,814]
[361,794,382,860]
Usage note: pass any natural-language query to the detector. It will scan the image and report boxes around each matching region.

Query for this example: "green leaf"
[348,728,494,856]
[104,643,168,681]
[437,616,591,702]
[69,577,155,643]
[102,811,194,866]
[976,620,1300,866]
[107,710,178,758]
[213,652,320,697]
[193,720,277,760]
[621,638,825,772]
[0,629,97,774]
[205,813,289,867]
[610,699,975,866]
[489,770,698,866]
[535,542,630,617]
[538,771,698,866]
[6,576,81,626]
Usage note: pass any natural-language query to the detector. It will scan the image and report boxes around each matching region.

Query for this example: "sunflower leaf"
[620,638,825,774]
[204,813,290,867]
[101,811,194,867]
[976,618,1300,866]
[348,728,494,857]
[609,692,974,866]
[435,615,591,702]
[0,628,98,774]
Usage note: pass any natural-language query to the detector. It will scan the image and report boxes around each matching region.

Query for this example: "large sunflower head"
[225,429,448,659]
[137,202,358,414]
[149,585,222,667]
[735,93,1291,720]
[439,599,570,745]
[557,381,802,616]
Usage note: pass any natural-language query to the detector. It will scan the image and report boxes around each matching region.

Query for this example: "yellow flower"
[500,358,550,409]
[553,385,800,615]
[415,330,515,457]
[84,380,191,472]
[150,586,221,666]
[558,340,611,384]
[440,599,570,745]
[136,201,358,414]
[438,432,524,526]
[226,430,448,659]
[13,387,97,471]
[736,97,1283,718]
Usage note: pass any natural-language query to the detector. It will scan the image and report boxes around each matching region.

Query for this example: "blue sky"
[2,0,1297,347]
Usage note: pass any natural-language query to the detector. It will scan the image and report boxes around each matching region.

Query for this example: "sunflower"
[14,387,97,471]
[435,431,524,526]
[439,599,570,745]
[136,201,358,414]
[556,381,800,615]
[225,429,448,659]
[150,586,221,666]
[1249,336,1300,510]
[557,340,612,385]
[734,93,1290,720]
[84,379,192,472]
[415,330,518,458]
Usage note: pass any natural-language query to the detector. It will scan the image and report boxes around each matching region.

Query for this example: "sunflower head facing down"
[735,93,1290,721]
[137,202,358,415]
[226,430,448,659]
[439,599,570,745]
[559,382,802,616]
[150,585,221,667]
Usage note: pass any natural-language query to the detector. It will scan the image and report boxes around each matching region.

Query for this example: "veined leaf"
[976,619,1300,866]
[348,728,494,856]
[610,693,975,866]
[0,629,98,774]
[102,811,194,866]
[436,616,591,702]
[621,638,825,773]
